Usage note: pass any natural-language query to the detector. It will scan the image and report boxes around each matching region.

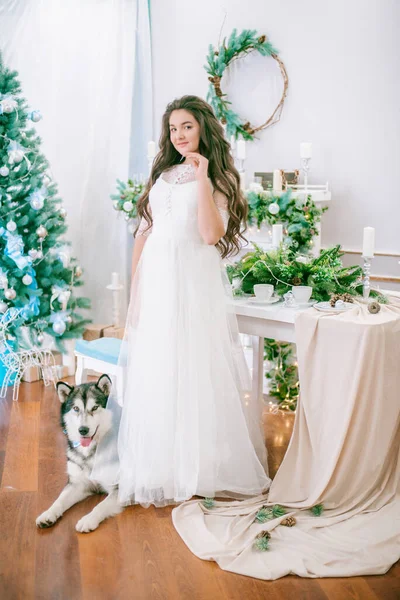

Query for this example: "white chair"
[74,337,124,406]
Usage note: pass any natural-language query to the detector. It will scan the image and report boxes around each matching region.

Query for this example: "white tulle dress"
[90,163,271,508]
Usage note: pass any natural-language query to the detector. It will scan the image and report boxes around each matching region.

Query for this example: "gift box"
[21,351,64,382]
[102,326,125,340]
[83,324,114,341]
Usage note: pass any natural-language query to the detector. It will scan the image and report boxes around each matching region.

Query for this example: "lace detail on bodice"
[136,164,229,237]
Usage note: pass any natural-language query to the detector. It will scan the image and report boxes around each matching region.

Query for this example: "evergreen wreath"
[204,29,289,140]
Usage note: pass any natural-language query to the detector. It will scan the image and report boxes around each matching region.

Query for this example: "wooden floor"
[0,377,399,600]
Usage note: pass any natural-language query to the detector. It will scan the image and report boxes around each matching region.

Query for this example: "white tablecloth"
[172,299,400,579]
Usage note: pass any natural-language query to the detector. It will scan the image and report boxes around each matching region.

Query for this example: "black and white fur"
[36,374,124,533]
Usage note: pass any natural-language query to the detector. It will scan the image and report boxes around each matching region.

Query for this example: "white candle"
[236,139,246,160]
[111,272,119,287]
[300,142,312,159]
[147,141,156,158]
[239,171,246,191]
[272,224,283,247]
[273,169,282,192]
[362,227,375,258]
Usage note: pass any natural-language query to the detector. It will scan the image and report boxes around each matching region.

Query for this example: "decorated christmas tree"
[0,51,91,353]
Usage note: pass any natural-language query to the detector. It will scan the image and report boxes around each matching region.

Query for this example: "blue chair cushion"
[75,337,122,365]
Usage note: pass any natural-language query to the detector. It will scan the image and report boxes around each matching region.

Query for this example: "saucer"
[283,299,315,309]
[248,295,281,305]
[313,301,354,313]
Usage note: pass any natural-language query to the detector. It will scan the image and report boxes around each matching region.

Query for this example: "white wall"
[149,0,399,281]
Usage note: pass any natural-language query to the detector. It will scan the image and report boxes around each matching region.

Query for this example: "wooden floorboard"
[0,376,398,599]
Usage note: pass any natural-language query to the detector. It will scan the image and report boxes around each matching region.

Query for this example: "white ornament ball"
[37,332,44,344]
[124,214,130,222]
[113,200,120,210]
[31,110,42,122]
[7,221,17,232]
[75,266,83,277]
[22,274,33,285]
[59,207,67,218]
[0,301,8,313]
[268,202,280,215]
[12,150,24,164]
[53,320,66,335]
[5,288,16,300]
[0,166,9,177]
[123,201,133,212]
[30,196,44,210]
[36,225,47,238]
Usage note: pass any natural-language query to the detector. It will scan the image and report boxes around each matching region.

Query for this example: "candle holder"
[106,276,124,327]
[362,256,373,299]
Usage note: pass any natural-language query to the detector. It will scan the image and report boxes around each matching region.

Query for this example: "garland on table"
[246,189,327,254]
[226,244,387,411]
[204,28,289,140]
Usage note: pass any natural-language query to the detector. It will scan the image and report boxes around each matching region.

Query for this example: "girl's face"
[169,109,200,157]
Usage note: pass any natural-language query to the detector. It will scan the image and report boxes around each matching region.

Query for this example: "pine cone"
[255,530,271,541]
[292,277,302,286]
[258,35,266,44]
[342,293,354,303]
[281,516,296,527]
[330,294,341,307]
[368,301,381,314]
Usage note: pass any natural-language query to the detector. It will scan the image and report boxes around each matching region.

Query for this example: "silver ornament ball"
[53,320,66,335]
[268,202,280,215]
[0,166,9,177]
[7,221,17,232]
[22,274,33,285]
[123,201,133,212]
[36,225,47,238]
[4,288,16,300]
[30,197,44,210]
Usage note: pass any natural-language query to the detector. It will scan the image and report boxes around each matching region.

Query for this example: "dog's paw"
[36,508,61,528]
[75,513,100,533]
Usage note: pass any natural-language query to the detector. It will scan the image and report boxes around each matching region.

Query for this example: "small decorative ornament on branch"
[204,28,289,140]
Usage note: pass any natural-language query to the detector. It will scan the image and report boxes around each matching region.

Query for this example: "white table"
[228,297,309,402]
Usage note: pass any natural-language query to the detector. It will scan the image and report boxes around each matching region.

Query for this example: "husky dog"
[36,374,124,533]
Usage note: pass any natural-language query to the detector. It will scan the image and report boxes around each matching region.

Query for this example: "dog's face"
[57,374,113,449]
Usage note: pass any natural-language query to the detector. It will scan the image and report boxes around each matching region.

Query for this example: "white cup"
[292,285,312,304]
[254,284,274,301]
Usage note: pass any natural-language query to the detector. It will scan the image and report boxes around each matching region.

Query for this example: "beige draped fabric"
[172,298,400,580]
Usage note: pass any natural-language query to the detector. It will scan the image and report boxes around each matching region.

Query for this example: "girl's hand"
[185,152,209,181]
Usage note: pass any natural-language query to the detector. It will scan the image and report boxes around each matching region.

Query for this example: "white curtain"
[0,0,153,325]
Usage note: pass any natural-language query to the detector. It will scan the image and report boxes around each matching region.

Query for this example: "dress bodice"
[136,163,229,241]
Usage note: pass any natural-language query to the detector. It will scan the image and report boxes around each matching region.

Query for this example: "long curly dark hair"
[134,95,249,258]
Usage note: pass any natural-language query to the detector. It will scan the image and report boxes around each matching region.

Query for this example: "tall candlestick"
[273,169,282,192]
[230,135,236,151]
[147,140,156,159]
[236,139,246,160]
[300,142,312,158]
[272,224,283,248]
[362,226,375,258]
[111,272,119,287]
[239,170,246,192]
